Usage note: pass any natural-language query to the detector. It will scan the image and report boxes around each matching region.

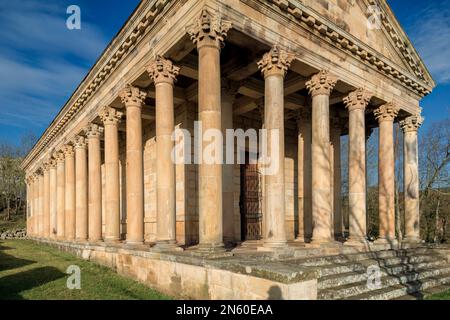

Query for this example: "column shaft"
[87,125,103,241]
[100,108,123,242]
[331,124,342,240]
[43,166,50,238]
[120,86,146,245]
[296,112,313,242]
[49,162,57,238]
[375,103,399,243]
[400,115,423,242]
[75,137,88,241]
[147,58,180,247]
[38,173,44,237]
[64,146,76,240]
[306,70,337,244]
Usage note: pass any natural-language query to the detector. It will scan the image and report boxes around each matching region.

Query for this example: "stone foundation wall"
[37,239,317,300]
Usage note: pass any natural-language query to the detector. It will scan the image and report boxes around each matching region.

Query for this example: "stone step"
[291,248,432,267]
[316,254,443,277]
[346,274,450,300]
[393,283,450,300]
[318,268,450,300]
[318,259,448,289]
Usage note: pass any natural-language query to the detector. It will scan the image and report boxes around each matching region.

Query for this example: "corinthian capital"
[374,102,399,123]
[400,114,424,133]
[186,8,232,49]
[257,46,295,78]
[85,123,104,139]
[63,144,74,157]
[54,150,65,163]
[147,56,180,85]
[119,85,147,108]
[306,70,338,97]
[99,106,123,126]
[73,135,87,149]
[343,88,373,111]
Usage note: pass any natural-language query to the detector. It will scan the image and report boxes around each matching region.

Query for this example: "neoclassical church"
[22,0,450,299]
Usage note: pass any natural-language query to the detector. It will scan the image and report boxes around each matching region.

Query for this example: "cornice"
[264,0,434,97]
[22,0,173,171]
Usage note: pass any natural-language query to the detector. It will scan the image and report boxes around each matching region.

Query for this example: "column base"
[261,240,288,249]
[151,241,183,252]
[345,236,369,247]
[191,243,232,259]
[402,237,421,243]
[104,237,122,244]
[374,237,398,248]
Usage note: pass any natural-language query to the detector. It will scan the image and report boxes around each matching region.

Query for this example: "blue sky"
[0,0,449,146]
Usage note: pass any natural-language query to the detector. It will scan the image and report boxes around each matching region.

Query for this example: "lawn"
[0,240,171,300]
[426,289,450,300]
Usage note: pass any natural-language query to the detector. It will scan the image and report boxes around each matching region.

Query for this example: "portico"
[23,0,432,254]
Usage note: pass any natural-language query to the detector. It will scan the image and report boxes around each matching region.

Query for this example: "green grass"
[0,240,172,300]
[426,289,450,300]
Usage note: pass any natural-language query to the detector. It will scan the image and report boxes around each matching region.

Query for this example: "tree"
[419,113,450,243]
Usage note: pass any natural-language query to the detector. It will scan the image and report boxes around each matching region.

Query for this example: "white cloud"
[0,0,108,133]
[407,3,450,84]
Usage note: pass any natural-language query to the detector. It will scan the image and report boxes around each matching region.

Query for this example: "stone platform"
[30,238,450,300]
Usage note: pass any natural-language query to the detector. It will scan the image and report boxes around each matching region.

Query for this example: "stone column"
[38,171,44,237]
[330,117,343,240]
[344,89,372,244]
[86,124,103,242]
[64,145,76,241]
[25,177,31,235]
[99,107,123,243]
[55,151,65,240]
[400,114,423,243]
[306,70,338,244]
[187,9,231,252]
[32,174,38,236]
[221,80,239,244]
[49,159,57,238]
[27,176,34,236]
[147,56,180,249]
[74,136,88,241]
[257,46,294,248]
[43,162,51,238]
[119,85,146,245]
[296,108,313,242]
[374,103,399,243]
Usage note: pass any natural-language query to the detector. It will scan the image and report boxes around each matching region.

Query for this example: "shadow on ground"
[0,241,66,300]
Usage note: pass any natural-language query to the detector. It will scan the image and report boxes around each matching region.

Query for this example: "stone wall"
[36,239,318,300]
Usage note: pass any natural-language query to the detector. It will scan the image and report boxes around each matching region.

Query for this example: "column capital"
[54,150,65,163]
[85,123,104,139]
[343,88,373,111]
[306,70,338,97]
[42,161,52,173]
[63,145,75,158]
[400,114,424,133]
[257,45,295,78]
[187,8,232,49]
[99,106,123,126]
[374,102,399,123]
[147,56,180,85]
[73,135,87,149]
[119,85,147,108]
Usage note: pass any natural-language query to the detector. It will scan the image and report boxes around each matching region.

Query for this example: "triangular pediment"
[300,0,434,86]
